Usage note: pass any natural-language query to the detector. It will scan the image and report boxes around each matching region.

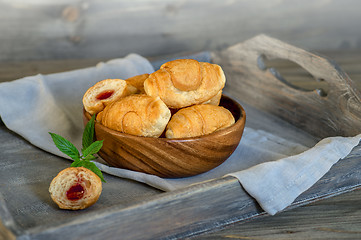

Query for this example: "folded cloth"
[0,54,360,215]
[0,54,154,155]
[228,134,361,215]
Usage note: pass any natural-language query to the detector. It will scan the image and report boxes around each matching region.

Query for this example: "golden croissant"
[144,59,226,109]
[98,94,171,138]
[165,104,235,138]
[125,73,149,93]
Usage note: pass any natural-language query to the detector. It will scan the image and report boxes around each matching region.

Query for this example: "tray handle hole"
[257,54,329,97]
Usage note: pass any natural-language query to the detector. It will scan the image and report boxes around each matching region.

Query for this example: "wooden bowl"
[83,95,246,178]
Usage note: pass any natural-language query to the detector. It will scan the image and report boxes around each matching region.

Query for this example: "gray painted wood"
[0,97,319,240]
[213,35,361,139]
[193,190,361,239]
[1,0,361,61]
[1,127,360,239]
[1,38,361,239]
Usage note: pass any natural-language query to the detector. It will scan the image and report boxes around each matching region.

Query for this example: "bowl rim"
[83,94,246,142]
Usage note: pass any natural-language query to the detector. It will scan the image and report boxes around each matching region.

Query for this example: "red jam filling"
[96,90,114,100]
[66,183,85,201]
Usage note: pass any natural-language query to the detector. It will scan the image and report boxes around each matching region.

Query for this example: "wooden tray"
[1,35,361,240]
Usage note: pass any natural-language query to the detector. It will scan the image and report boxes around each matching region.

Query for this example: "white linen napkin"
[0,54,359,215]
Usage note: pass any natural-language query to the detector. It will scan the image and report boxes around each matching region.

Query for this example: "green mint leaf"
[77,161,106,182]
[49,114,106,183]
[82,140,103,159]
[70,159,82,167]
[49,132,80,160]
[83,154,97,161]
[82,114,96,152]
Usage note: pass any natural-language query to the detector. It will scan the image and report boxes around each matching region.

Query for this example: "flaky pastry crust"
[144,59,226,109]
[125,73,150,93]
[100,94,171,137]
[165,104,235,138]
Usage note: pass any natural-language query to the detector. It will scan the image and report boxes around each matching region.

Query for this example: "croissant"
[165,104,235,138]
[144,59,226,109]
[83,79,138,115]
[201,90,222,106]
[125,73,149,93]
[49,167,102,210]
[99,94,171,137]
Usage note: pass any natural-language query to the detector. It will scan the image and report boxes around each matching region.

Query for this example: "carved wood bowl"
[83,95,246,178]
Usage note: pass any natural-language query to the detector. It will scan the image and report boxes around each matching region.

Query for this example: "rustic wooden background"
[1,0,361,61]
[1,1,361,239]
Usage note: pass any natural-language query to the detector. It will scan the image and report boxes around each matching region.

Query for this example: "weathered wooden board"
[1,0,361,61]
[1,116,360,240]
[1,37,361,239]
[0,91,318,240]
[213,35,361,139]
[1,117,360,240]
[193,190,361,239]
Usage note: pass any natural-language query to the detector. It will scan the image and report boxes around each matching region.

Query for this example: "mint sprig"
[49,115,106,182]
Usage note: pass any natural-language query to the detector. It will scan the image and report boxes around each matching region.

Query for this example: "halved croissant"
[165,104,235,139]
[99,94,171,137]
[144,59,226,109]
[49,167,102,210]
[83,79,138,115]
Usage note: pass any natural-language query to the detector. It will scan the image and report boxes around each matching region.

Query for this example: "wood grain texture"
[83,95,246,178]
[0,89,317,240]
[213,35,361,139]
[194,143,361,240]
[6,142,361,240]
[1,0,361,61]
[192,190,361,240]
[1,48,361,239]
